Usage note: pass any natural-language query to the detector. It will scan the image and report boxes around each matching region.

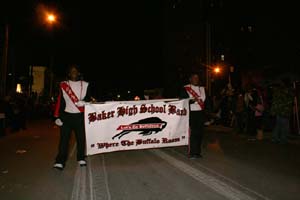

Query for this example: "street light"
[201,63,221,95]
[46,14,56,24]
[46,12,57,98]
[36,4,59,27]
[41,9,59,98]
[44,12,58,28]
[213,67,221,74]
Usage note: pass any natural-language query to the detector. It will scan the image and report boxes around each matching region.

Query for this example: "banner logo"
[112,117,167,140]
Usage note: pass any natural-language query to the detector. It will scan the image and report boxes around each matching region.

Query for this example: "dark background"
[1,0,300,98]
[1,0,164,95]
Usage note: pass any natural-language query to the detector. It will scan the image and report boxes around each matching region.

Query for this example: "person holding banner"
[53,64,92,170]
[180,72,206,159]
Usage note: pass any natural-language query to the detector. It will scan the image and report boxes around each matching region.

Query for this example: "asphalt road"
[0,120,299,200]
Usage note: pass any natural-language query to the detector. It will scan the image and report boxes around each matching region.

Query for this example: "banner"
[85,99,189,155]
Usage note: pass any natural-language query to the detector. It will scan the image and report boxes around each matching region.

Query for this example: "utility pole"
[49,55,54,98]
[1,24,9,97]
[29,65,33,96]
[206,22,212,96]
[44,12,58,99]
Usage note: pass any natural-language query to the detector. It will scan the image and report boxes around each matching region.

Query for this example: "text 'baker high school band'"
[88,104,187,124]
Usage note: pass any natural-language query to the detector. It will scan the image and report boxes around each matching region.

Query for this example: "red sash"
[184,86,205,110]
[60,82,84,112]
[54,92,62,117]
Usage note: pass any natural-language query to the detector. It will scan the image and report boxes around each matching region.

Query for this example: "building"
[30,66,47,95]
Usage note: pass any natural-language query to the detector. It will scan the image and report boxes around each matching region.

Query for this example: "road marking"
[170,149,270,200]
[80,167,87,200]
[70,143,89,200]
[102,155,111,200]
[88,155,112,200]
[71,166,88,200]
[87,157,94,200]
[71,165,81,200]
[72,155,112,200]
[151,149,260,200]
[71,148,267,200]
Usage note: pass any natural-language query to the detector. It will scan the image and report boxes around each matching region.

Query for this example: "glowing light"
[16,84,22,93]
[214,67,221,74]
[47,14,56,23]
[36,4,59,27]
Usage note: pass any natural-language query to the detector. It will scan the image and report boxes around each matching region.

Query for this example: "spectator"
[271,80,294,144]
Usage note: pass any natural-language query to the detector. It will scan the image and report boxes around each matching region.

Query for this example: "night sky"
[1,0,164,95]
[1,0,300,97]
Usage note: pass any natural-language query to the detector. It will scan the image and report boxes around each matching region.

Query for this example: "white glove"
[55,118,63,126]
[75,101,87,107]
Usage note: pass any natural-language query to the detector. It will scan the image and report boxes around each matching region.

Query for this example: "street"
[0,120,299,200]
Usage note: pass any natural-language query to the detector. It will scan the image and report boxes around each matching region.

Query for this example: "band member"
[180,73,206,159]
[53,64,92,170]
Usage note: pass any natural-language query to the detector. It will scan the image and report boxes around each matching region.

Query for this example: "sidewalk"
[205,124,300,144]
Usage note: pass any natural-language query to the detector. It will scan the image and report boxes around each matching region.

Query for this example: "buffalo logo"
[112,117,167,140]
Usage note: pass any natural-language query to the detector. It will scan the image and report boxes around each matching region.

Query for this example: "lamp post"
[206,22,212,96]
[47,14,56,24]
[201,62,221,96]
[44,12,58,98]
[0,24,9,97]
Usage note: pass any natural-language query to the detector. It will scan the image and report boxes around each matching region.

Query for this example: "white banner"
[85,99,189,155]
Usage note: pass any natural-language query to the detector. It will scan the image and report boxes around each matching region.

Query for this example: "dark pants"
[55,112,86,165]
[272,116,289,143]
[255,116,263,130]
[189,111,205,155]
[235,112,245,133]
[246,110,256,136]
